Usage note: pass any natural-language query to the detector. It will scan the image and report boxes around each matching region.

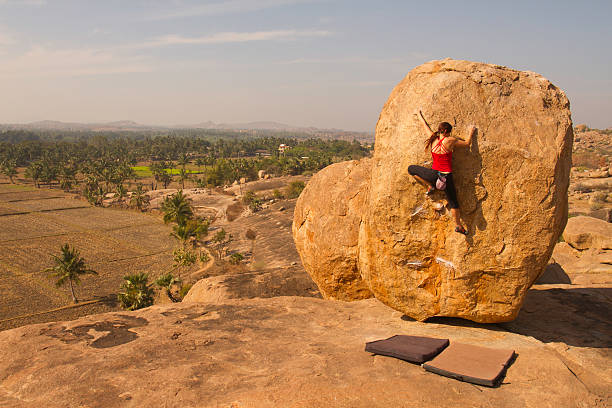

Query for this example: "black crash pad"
[423,342,516,387]
[365,335,450,364]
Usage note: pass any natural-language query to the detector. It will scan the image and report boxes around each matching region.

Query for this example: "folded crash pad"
[423,342,516,387]
[365,335,450,364]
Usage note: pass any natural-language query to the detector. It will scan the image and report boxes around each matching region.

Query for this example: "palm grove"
[11,129,370,309]
[0,129,370,204]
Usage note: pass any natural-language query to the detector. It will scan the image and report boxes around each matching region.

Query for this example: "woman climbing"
[408,110,476,235]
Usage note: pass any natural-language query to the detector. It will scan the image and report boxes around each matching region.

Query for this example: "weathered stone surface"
[359,59,573,323]
[548,242,612,285]
[563,216,612,251]
[183,267,320,303]
[293,159,373,300]
[0,291,609,408]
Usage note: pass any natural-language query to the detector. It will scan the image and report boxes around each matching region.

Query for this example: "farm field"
[0,183,176,331]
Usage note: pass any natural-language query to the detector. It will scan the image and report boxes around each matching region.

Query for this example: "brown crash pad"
[365,335,449,364]
[423,342,516,387]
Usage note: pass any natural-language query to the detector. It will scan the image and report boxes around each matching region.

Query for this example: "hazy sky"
[0,0,610,131]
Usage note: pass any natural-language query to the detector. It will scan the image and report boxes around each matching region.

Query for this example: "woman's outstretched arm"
[454,125,477,148]
[415,110,434,136]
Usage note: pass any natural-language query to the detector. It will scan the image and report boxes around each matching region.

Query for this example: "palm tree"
[45,244,97,304]
[177,154,189,169]
[58,164,77,191]
[161,190,193,225]
[25,161,43,187]
[195,158,204,173]
[1,160,17,183]
[171,218,209,247]
[130,183,150,211]
[178,167,190,190]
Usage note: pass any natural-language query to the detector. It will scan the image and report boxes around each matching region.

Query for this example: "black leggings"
[408,165,459,209]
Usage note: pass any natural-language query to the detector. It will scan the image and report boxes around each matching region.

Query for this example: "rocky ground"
[0,287,609,408]
[569,126,611,222]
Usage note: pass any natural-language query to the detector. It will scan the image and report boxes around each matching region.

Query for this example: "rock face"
[543,216,612,285]
[563,216,612,251]
[183,267,321,303]
[292,159,373,300]
[359,59,573,323]
[293,59,573,322]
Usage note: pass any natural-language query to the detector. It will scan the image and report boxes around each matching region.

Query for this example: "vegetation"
[272,189,284,199]
[130,183,150,211]
[229,252,244,265]
[172,247,197,267]
[118,272,154,310]
[0,129,371,193]
[161,190,193,225]
[155,272,182,302]
[178,283,192,299]
[199,251,210,263]
[155,272,181,289]
[45,244,98,304]
[285,181,306,199]
[242,191,262,212]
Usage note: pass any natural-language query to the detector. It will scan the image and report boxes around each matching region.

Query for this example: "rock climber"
[408,110,476,235]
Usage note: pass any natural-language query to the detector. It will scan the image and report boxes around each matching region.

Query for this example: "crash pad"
[365,335,449,364]
[423,342,516,387]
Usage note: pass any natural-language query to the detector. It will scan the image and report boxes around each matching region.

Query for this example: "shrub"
[178,283,192,300]
[285,181,305,199]
[242,191,262,212]
[199,251,210,263]
[590,202,604,211]
[272,189,284,199]
[213,228,227,244]
[118,273,154,310]
[229,252,244,264]
[173,247,197,267]
[155,272,180,288]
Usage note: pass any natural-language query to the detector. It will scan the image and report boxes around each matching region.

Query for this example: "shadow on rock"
[500,286,611,348]
[535,263,571,284]
[403,286,611,349]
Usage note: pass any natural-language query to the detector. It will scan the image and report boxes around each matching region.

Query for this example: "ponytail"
[425,131,439,151]
[424,122,452,151]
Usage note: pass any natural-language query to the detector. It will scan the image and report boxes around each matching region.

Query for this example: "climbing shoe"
[455,226,468,235]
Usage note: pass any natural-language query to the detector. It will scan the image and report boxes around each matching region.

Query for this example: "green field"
[131,166,202,178]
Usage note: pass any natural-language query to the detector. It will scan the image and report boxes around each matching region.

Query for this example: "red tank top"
[431,136,452,173]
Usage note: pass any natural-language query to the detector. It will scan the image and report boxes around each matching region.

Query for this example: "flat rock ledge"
[0,289,609,408]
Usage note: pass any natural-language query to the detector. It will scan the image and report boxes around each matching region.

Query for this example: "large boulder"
[292,159,373,300]
[563,215,612,251]
[359,59,573,322]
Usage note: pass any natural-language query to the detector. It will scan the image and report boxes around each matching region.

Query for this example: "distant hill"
[0,120,374,141]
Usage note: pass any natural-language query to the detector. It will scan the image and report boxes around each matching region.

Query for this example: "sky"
[0,0,610,132]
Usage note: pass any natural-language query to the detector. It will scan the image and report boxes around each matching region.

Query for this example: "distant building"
[278,144,290,154]
[254,149,271,157]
